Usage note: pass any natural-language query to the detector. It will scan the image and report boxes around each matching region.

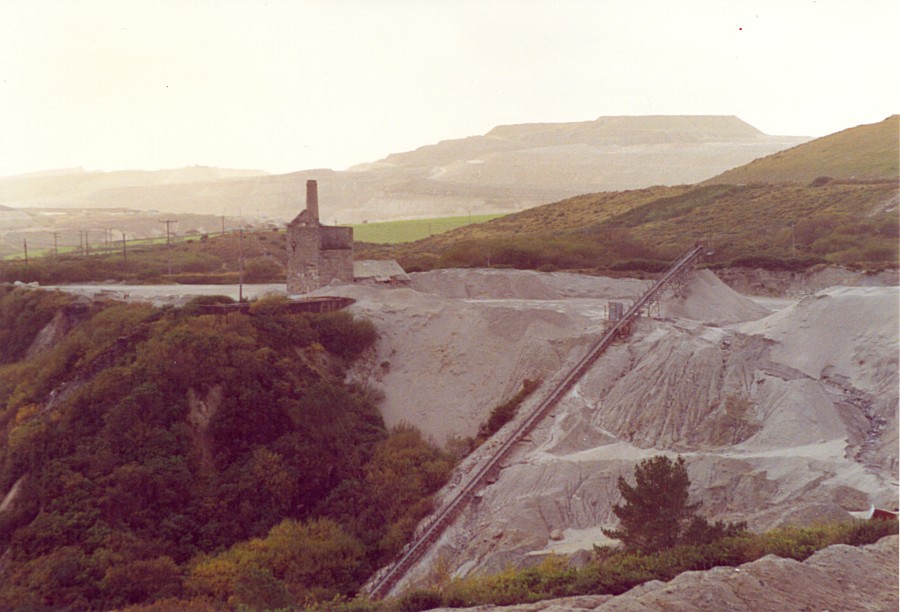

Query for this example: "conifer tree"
[602,455,700,553]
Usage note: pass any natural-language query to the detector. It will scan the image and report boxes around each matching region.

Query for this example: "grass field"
[2,234,204,261]
[350,214,505,244]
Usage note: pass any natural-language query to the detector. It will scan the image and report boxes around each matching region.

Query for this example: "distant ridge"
[369,117,899,271]
[707,115,899,184]
[0,116,807,222]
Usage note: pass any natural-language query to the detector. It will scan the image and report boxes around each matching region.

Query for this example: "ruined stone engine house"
[286,180,354,294]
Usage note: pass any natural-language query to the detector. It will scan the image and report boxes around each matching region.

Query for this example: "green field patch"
[351,214,505,244]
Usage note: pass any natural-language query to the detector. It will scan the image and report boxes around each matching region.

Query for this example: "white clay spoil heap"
[316,268,898,593]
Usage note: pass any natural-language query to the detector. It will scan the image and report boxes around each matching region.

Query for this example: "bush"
[313,311,378,360]
[478,379,540,440]
[396,588,443,612]
[727,255,827,271]
[608,259,669,273]
[243,257,284,283]
[179,294,235,317]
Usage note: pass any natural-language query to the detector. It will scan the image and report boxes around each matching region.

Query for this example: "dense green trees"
[0,288,454,609]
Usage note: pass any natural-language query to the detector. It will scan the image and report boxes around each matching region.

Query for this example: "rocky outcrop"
[24,298,91,359]
[187,385,223,472]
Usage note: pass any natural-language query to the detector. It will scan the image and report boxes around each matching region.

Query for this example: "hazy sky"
[1,0,898,177]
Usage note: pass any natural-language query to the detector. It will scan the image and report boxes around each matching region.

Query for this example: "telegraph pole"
[238,228,244,304]
[23,238,28,265]
[121,231,127,268]
[239,228,244,301]
[159,219,177,244]
[159,219,176,277]
[52,232,59,256]
[791,221,796,258]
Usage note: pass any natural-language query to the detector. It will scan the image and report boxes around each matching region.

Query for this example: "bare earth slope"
[310,268,899,595]
[326,271,652,444]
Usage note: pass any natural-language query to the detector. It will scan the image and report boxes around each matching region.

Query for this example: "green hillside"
[0,288,452,609]
[707,115,899,184]
[359,118,899,272]
[359,179,898,272]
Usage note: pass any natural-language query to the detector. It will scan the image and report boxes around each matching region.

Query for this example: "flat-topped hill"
[0,116,806,223]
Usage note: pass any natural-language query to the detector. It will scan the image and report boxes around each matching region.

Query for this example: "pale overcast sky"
[1,0,897,177]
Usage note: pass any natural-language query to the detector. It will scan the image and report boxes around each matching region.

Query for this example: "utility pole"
[791,221,796,258]
[159,219,176,276]
[23,238,28,265]
[159,219,177,244]
[121,231,127,269]
[238,228,244,304]
[221,215,226,236]
[52,232,59,256]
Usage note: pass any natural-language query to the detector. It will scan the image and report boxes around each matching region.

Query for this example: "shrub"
[313,311,378,360]
[478,379,540,440]
[243,257,284,283]
[608,259,669,273]
[727,255,827,271]
[395,588,443,612]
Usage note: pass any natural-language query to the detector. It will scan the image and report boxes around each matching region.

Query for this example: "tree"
[602,455,699,553]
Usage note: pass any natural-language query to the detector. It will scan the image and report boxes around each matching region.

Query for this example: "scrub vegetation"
[0,287,453,610]
[390,519,897,611]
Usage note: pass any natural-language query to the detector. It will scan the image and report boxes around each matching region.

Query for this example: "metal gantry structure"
[364,244,705,599]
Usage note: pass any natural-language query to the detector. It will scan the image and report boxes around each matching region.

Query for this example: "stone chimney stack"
[306,180,319,221]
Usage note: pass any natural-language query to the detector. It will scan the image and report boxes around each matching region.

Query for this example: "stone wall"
[320,248,354,286]
[287,223,322,294]
[286,223,355,294]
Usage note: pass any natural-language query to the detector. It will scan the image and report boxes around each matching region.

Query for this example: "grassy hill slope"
[358,117,898,272]
[707,115,899,184]
[362,180,897,272]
